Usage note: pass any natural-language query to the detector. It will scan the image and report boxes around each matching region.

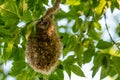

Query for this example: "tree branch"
[104,13,120,50]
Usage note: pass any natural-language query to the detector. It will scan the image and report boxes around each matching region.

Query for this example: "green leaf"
[93,22,101,30]
[88,26,101,40]
[110,0,119,12]
[22,10,32,22]
[116,76,120,80]
[73,18,82,33]
[2,41,14,62]
[0,18,5,25]
[116,24,120,37]
[100,55,111,79]
[92,66,100,78]
[27,0,45,19]
[92,53,104,77]
[66,0,80,6]
[27,0,36,11]
[82,38,95,63]
[2,0,18,15]
[5,41,14,53]
[10,61,26,76]
[83,49,94,63]
[49,73,60,80]
[0,0,5,5]
[16,70,28,80]
[74,43,83,64]
[71,65,85,77]
[96,40,113,49]
[64,55,76,65]
[56,69,64,80]
[0,28,12,37]
[109,46,120,57]
[16,68,36,80]
[107,65,116,77]
[112,57,120,75]
[96,0,106,15]
[65,65,71,78]
[101,57,107,68]
[12,46,25,61]
[42,0,48,4]
[2,11,19,26]
[92,0,99,8]
[25,22,35,40]
[100,67,108,79]
[65,6,79,19]
[62,34,78,57]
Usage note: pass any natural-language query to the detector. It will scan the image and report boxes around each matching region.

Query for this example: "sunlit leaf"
[25,22,35,40]
[6,41,14,54]
[117,0,120,5]
[93,22,101,30]
[2,41,14,62]
[109,45,120,57]
[66,0,80,6]
[95,0,106,15]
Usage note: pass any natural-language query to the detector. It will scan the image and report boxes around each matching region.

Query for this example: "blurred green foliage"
[0,0,120,80]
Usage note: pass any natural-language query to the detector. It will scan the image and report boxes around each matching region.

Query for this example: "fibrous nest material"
[26,3,62,74]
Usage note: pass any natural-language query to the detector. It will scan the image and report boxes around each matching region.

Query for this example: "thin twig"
[104,13,120,50]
